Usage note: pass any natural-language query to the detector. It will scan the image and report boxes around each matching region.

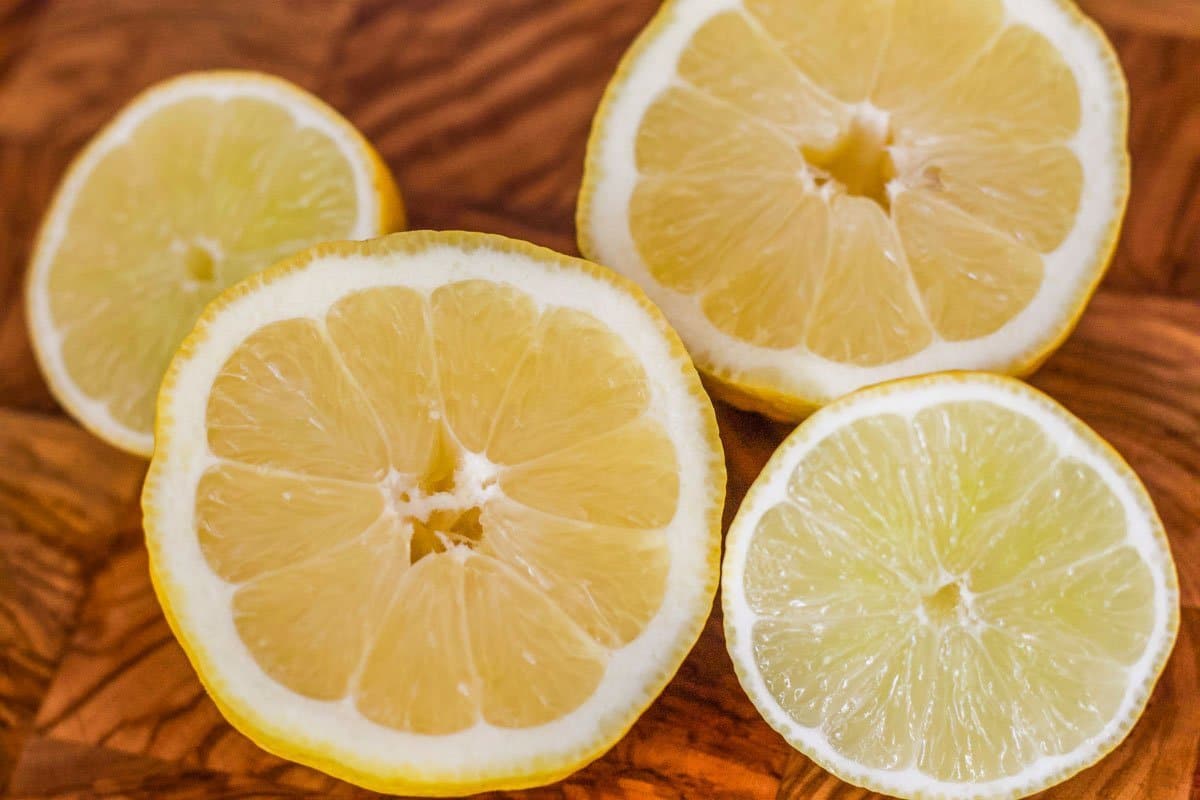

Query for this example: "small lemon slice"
[142,231,724,795]
[722,372,1178,799]
[579,0,1129,419]
[26,70,403,454]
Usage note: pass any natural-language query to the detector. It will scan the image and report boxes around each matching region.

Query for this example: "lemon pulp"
[196,280,679,732]
[737,395,1168,787]
[29,72,400,453]
[632,0,1083,364]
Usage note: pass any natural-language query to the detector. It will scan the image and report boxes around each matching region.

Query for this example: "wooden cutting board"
[0,1,1197,798]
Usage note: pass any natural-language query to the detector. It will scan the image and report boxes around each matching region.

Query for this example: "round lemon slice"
[722,372,1178,799]
[27,70,403,455]
[579,0,1129,419]
[142,231,724,795]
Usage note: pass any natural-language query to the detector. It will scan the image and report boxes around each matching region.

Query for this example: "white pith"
[721,374,1178,799]
[26,72,382,455]
[582,0,1127,404]
[144,239,722,789]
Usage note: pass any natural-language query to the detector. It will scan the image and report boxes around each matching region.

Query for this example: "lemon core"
[385,445,498,564]
[179,238,222,286]
[922,581,967,627]
[804,105,894,209]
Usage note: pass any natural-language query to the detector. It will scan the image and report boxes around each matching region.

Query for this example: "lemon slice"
[142,231,724,795]
[26,70,403,455]
[578,0,1129,419]
[722,373,1178,799]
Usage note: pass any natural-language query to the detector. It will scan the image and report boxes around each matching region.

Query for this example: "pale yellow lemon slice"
[142,231,724,795]
[579,0,1129,420]
[26,70,403,455]
[722,372,1178,799]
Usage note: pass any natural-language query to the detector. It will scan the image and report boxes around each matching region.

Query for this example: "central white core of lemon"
[919,580,970,628]
[382,452,501,564]
[174,236,224,287]
[803,104,895,210]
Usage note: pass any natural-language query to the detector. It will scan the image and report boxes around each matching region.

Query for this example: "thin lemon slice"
[579,0,1129,420]
[722,373,1178,799]
[26,70,403,455]
[142,231,724,795]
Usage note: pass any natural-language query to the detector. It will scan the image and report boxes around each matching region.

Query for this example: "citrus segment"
[430,281,540,453]
[480,499,670,648]
[723,374,1177,798]
[206,318,389,481]
[698,193,827,349]
[896,25,1080,143]
[487,307,649,464]
[143,231,724,795]
[804,195,930,365]
[196,463,385,583]
[356,553,479,735]
[743,0,892,103]
[894,189,1043,340]
[501,418,679,528]
[895,140,1084,253]
[677,11,845,145]
[232,524,403,701]
[871,0,1005,110]
[326,287,439,475]
[961,459,1128,592]
[463,556,609,728]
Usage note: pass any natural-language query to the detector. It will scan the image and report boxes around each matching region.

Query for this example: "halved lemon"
[722,372,1178,799]
[26,70,403,455]
[142,231,724,795]
[578,0,1129,420]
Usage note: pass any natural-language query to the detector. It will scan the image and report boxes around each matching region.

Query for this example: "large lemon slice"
[722,372,1178,798]
[579,0,1129,419]
[142,231,724,795]
[26,70,403,455]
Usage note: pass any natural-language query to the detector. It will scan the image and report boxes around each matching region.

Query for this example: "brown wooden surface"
[0,1,1197,798]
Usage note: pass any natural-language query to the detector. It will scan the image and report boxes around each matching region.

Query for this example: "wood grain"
[1079,0,1200,38]
[0,139,70,412]
[0,530,84,789]
[0,408,144,558]
[318,0,655,256]
[0,0,1196,798]
[0,2,46,80]
[1102,32,1200,295]
[8,737,321,799]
